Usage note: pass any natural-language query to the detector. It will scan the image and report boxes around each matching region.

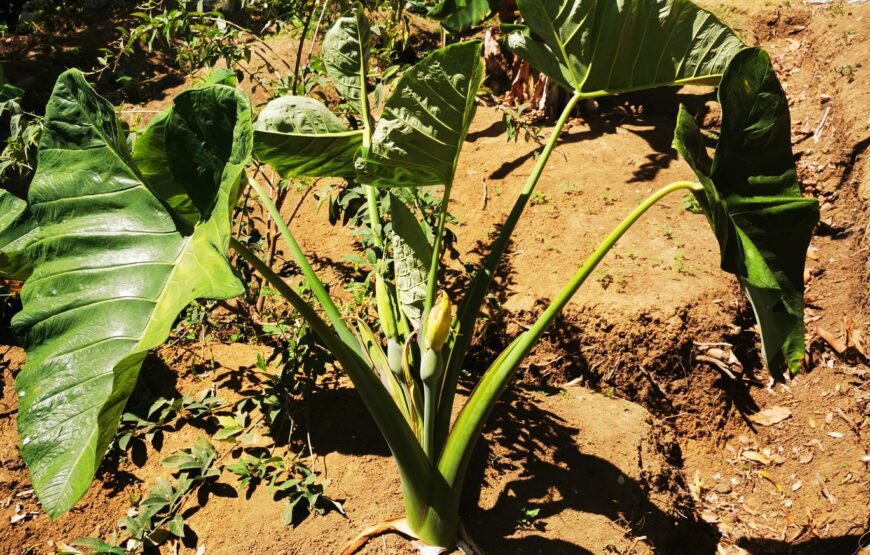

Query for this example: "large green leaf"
[322,3,371,117]
[506,0,745,95]
[358,41,484,188]
[673,48,819,375]
[253,96,363,178]
[12,70,251,518]
[0,188,37,280]
[429,0,496,32]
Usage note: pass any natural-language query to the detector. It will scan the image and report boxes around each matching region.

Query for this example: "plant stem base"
[340,517,483,555]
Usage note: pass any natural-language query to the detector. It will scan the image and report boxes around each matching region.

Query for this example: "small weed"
[501,102,543,144]
[682,194,703,214]
[599,190,616,206]
[835,64,859,83]
[559,181,583,195]
[517,505,541,527]
[530,190,550,206]
[120,438,219,549]
[596,269,614,290]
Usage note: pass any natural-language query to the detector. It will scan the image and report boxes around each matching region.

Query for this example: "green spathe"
[13,70,252,518]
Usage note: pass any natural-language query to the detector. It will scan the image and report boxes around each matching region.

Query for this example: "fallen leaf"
[759,470,782,492]
[748,406,792,426]
[818,327,846,354]
[799,450,814,464]
[742,450,772,465]
[792,480,803,491]
[827,431,844,438]
[815,472,837,504]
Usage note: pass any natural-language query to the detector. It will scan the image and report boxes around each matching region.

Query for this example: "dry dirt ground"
[1,1,869,554]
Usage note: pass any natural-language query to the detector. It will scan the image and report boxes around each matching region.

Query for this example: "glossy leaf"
[132,110,200,224]
[0,188,37,280]
[673,48,819,375]
[506,0,744,95]
[322,3,371,116]
[253,96,363,178]
[429,0,496,32]
[12,70,251,518]
[358,41,484,187]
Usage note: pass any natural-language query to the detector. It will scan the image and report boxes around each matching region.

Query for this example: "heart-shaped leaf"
[358,41,483,187]
[673,48,819,375]
[506,0,745,95]
[253,96,363,178]
[13,70,251,518]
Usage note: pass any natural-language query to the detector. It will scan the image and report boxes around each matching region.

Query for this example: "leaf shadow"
[461,387,719,554]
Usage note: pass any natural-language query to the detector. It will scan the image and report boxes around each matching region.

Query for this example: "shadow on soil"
[461,387,719,555]
[486,87,717,185]
[738,534,870,555]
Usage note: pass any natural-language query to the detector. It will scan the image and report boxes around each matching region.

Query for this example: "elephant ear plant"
[0,2,819,553]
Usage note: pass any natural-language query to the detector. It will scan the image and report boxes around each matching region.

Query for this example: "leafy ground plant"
[0,1,819,553]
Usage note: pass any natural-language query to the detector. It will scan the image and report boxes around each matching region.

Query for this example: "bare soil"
[1,1,869,554]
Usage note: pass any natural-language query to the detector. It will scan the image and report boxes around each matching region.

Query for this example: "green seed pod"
[425,293,452,352]
[375,273,397,341]
[420,347,441,385]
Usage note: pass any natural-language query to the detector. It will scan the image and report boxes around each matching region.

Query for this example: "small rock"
[715,481,733,494]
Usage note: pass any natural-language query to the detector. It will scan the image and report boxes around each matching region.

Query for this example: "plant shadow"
[461,386,719,554]
[486,87,716,185]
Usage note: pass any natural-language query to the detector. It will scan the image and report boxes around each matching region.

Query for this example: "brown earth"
[1,1,869,554]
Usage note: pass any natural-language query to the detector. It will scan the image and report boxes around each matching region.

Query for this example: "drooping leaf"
[253,96,363,178]
[358,41,484,188]
[0,188,37,280]
[429,0,497,32]
[673,48,819,375]
[388,193,432,327]
[506,0,745,95]
[12,70,251,518]
[322,3,371,117]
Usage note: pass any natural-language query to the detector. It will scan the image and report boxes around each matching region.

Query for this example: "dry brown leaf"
[748,406,792,426]
[815,472,837,504]
[758,470,782,492]
[844,316,867,358]
[818,327,847,354]
[742,450,772,465]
